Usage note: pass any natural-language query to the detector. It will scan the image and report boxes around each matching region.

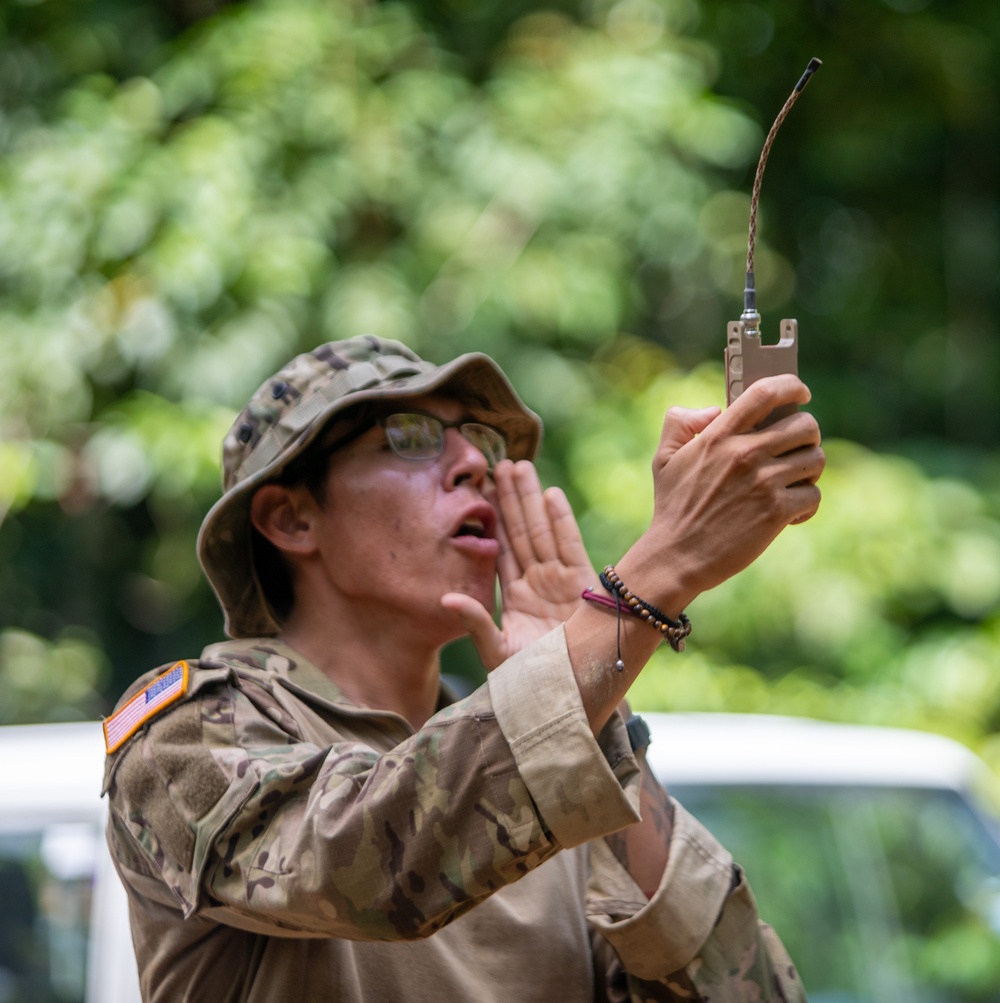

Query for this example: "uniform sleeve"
[105,629,643,943]
[488,627,805,999]
[585,803,807,1002]
[486,624,643,844]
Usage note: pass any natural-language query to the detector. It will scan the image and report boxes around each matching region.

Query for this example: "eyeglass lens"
[383,413,506,467]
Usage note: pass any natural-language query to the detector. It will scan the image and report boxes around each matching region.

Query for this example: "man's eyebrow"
[388,404,478,422]
[317,403,477,453]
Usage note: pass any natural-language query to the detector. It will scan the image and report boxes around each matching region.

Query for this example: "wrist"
[592,566,691,652]
[614,547,698,621]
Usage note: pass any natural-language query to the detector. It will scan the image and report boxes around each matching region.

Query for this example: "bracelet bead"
[597,566,691,652]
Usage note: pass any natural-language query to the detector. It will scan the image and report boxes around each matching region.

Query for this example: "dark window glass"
[0,824,98,1003]
[669,784,1000,1003]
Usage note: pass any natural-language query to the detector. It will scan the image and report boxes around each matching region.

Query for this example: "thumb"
[440,593,505,671]
[657,405,721,462]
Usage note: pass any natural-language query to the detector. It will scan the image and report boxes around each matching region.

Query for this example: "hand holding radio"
[638,373,822,601]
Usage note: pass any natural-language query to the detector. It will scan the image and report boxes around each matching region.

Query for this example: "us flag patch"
[103,661,189,754]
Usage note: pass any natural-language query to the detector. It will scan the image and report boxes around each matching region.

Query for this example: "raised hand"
[619,373,824,613]
[441,459,594,670]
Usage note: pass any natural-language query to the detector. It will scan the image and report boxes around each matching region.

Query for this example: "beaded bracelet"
[599,566,691,653]
[581,566,691,670]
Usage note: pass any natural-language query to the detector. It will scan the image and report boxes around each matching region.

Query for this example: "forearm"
[563,557,695,737]
[588,801,806,1000]
[604,747,674,898]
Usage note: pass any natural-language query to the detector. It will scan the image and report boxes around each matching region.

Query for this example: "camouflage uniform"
[103,338,806,1001]
[103,627,804,1002]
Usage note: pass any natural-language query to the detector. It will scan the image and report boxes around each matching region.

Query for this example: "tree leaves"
[0,0,998,773]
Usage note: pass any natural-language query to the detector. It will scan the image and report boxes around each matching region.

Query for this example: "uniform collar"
[199,635,459,724]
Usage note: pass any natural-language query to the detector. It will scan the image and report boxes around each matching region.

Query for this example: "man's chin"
[455,568,497,608]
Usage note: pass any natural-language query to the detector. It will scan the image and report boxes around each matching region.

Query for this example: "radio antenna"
[742,57,822,331]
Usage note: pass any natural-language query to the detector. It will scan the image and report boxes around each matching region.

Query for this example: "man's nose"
[443,427,489,488]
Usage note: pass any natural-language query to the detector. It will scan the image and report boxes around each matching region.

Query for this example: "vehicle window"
[670,784,1000,1003]
[0,823,99,1003]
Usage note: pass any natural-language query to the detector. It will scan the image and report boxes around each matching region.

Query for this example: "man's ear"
[250,484,317,556]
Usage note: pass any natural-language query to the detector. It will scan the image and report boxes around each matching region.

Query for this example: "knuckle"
[747,379,779,409]
[730,441,758,473]
[795,413,821,439]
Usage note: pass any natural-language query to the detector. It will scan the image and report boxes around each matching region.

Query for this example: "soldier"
[102,336,824,1002]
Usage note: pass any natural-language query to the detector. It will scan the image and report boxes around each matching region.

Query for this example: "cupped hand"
[441,460,595,671]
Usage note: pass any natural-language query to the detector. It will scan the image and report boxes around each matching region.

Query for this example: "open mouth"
[449,509,499,558]
[451,505,497,543]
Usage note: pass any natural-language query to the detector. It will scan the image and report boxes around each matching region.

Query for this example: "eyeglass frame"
[377,411,508,468]
[274,408,509,496]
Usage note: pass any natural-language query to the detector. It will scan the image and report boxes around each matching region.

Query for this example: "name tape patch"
[104,661,189,754]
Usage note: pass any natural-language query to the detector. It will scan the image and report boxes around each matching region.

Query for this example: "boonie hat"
[198,336,543,638]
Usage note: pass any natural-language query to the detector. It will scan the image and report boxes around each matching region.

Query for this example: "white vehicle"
[2,714,999,1003]
[0,720,140,1003]
[645,713,1000,1003]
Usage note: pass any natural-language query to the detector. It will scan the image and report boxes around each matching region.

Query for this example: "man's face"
[307,394,501,639]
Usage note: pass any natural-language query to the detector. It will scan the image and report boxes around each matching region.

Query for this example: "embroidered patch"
[104,661,189,754]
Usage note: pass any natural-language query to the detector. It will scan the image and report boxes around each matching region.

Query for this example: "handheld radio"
[725,57,822,425]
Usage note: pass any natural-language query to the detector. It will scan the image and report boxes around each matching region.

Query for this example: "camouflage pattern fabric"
[103,631,806,1002]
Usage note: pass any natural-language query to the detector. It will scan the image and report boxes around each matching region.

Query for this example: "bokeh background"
[1,0,998,762]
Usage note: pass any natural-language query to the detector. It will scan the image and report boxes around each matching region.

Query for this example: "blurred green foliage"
[0,0,998,785]
[677,781,1000,1001]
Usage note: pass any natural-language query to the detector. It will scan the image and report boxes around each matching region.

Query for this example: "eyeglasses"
[379,412,507,468]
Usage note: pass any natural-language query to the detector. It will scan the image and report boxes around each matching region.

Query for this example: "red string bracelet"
[581,566,692,669]
[581,587,626,671]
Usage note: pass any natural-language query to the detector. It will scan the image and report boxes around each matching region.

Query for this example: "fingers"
[779,443,825,524]
[743,405,825,522]
[731,429,825,537]
[440,593,505,671]
[762,446,824,518]
[755,413,823,474]
[780,441,826,486]
[493,460,562,571]
[493,505,521,592]
[656,405,721,464]
[543,486,591,570]
[639,377,826,599]
[711,376,823,471]
[714,374,813,436]
[789,481,822,524]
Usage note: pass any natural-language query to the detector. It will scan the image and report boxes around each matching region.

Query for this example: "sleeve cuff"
[487,625,641,849]
[586,801,736,980]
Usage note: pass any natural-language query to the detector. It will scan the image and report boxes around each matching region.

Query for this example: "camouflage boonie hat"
[198,336,542,639]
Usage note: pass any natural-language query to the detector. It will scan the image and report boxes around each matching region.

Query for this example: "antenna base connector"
[739,308,761,338]
[741,271,760,336]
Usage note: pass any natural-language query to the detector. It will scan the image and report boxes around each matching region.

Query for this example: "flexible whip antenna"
[742,57,822,326]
